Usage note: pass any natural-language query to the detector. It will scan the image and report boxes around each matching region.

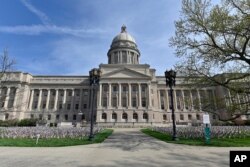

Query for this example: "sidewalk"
[0,128,249,167]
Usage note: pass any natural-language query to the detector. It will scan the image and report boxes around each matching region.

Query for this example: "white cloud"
[0,25,105,37]
[0,0,105,37]
[20,0,51,25]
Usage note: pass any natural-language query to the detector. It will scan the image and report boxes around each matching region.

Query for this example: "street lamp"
[89,68,102,140]
[165,69,178,141]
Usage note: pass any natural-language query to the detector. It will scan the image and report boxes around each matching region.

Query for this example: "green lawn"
[0,129,113,147]
[141,129,250,147]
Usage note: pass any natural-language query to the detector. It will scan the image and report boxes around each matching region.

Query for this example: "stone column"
[45,89,50,110]
[197,89,202,111]
[4,87,10,109]
[37,89,42,110]
[98,84,102,107]
[165,89,169,111]
[128,84,132,108]
[71,89,75,111]
[212,89,217,109]
[28,89,34,110]
[79,89,83,111]
[13,87,19,111]
[118,83,122,108]
[190,90,193,110]
[54,89,58,110]
[158,90,161,109]
[63,89,67,110]
[148,84,152,108]
[173,89,177,110]
[108,83,112,108]
[138,83,142,108]
[181,90,185,111]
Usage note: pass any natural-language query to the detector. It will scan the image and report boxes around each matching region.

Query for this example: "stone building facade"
[0,25,244,126]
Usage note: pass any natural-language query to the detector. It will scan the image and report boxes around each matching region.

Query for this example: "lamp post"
[165,69,178,141]
[89,68,102,140]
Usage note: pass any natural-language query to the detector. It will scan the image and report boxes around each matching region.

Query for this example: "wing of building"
[0,25,249,127]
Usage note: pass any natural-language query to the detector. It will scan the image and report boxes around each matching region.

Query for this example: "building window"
[83,104,87,109]
[39,114,43,120]
[122,113,127,119]
[30,114,34,119]
[141,85,146,92]
[42,103,46,109]
[122,86,127,92]
[132,85,137,92]
[34,101,38,109]
[112,97,117,107]
[64,114,68,121]
[122,51,127,63]
[142,97,146,107]
[67,104,71,110]
[83,90,88,96]
[56,115,60,120]
[133,113,138,120]
[81,114,85,120]
[102,113,107,119]
[48,114,51,120]
[122,97,127,107]
[113,85,117,92]
[112,113,117,119]
[132,97,137,107]
[213,115,216,120]
[73,114,77,120]
[75,104,79,110]
[5,113,9,120]
[59,103,62,109]
[103,85,108,92]
[103,97,107,107]
[143,113,148,119]
[161,103,165,110]
[68,91,72,96]
[188,114,192,120]
[163,114,167,121]
[52,91,56,96]
[180,114,184,120]
[196,114,200,120]
[1,102,4,108]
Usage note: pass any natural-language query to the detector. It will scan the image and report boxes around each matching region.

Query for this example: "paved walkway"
[0,128,249,167]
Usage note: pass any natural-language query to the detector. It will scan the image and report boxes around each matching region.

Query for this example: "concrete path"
[0,128,249,167]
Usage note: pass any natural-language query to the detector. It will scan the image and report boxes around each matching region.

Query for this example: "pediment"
[102,68,151,79]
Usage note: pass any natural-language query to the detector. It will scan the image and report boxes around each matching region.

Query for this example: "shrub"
[0,119,19,127]
[17,118,37,127]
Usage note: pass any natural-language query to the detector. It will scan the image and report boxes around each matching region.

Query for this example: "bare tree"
[170,0,250,121]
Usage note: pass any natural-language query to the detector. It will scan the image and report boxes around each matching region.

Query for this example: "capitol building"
[0,26,234,126]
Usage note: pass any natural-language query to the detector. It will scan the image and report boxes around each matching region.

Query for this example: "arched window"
[163,114,167,121]
[133,113,138,120]
[102,113,107,119]
[122,113,127,119]
[143,113,148,119]
[112,113,117,120]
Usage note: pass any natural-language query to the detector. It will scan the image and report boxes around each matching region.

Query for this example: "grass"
[141,129,250,147]
[0,129,113,147]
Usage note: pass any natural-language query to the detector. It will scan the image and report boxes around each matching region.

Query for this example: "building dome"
[108,25,140,65]
[112,26,136,44]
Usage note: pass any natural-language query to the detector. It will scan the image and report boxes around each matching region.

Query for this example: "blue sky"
[0,0,209,75]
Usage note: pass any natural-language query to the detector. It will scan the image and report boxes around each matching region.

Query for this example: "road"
[0,128,249,167]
